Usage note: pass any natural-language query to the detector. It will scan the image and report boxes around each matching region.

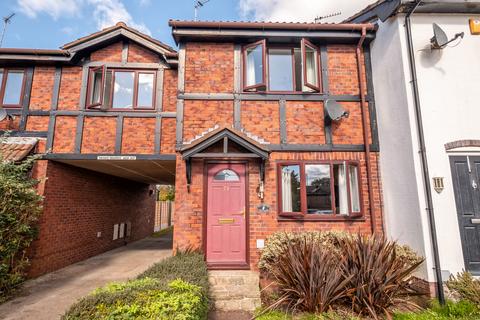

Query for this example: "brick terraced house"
[0,20,382,278]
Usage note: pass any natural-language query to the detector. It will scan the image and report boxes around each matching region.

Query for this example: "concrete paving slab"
[0,234,172,320]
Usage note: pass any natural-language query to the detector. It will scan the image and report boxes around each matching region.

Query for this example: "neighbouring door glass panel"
[89,68,103,106]
[306,164,331,214]
[334,163,348,215]
[137,73,154,108]
[245,44,264,87]
[103,71,113,107]
[3,71,24,105]
[281,165,301,212]
[349,165,361,213]
[214,169,240,181]
[112,71,134,109]
[268,49,293,91]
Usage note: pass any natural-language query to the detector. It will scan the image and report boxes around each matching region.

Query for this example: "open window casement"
[86,65,106,109]
[301,39,321,92]
[243,39,266,92]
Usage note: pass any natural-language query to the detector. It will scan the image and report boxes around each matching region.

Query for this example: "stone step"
[208,270,261,312]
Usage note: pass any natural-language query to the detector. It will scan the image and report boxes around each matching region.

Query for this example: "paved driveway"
[0,234,172,320]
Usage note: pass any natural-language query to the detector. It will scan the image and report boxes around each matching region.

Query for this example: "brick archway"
[445,140,480,151]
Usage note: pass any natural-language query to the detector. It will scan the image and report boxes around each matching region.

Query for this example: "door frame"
[450,155,480,275]
[202,160,250,270]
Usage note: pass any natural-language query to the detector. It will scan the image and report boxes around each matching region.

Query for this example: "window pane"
[334,164,348,215]
[349,165,361,213]
[245,44,264,87]
[281,165,301,212]
[305,46,318,88]
[137,73,154,108]
[268,49,293,91]
[112,71,134,109]
[89,68,103,106]
[306,164,331,214]
[103,71,113,107]
[3,71,24,105]
[214,169,239,181]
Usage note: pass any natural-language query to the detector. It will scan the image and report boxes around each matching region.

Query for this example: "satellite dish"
[431,23,464,50]
[0,108,7,122]
[325,100,349,121]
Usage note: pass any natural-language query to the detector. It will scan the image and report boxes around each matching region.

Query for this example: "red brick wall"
[57,66,82,110]
[183,100,233,142]
[81,117,116,153]
[30,66,55,111]
[174,151,383,269]
[162,69,177,112]
[241,101,280,144]
[0,117,20,130]
[121,117,155,154]
[26,116,49,131]
[185,42,234,93]
[128,42,159,63]
[327,45,367,95]
[161,118,176,154]
[331,102,372,145]
[53,116,76,153]
[285,101,325,144]
[28,160,155,277]
[91,42,123,62]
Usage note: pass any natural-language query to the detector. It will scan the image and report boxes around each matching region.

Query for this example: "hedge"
[63,252,209,320]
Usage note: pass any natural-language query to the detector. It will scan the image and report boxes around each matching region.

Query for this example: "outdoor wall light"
[433,177,444,193]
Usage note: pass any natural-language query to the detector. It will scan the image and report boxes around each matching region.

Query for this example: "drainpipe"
[404,0,445,304]
[356,27,377,234]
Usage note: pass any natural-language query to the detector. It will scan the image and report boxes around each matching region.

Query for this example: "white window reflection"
[112,71,134,109]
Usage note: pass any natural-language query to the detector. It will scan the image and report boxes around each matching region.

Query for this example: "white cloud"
[139,0,151,7]
[239,0,375,23]
[17,0,81,19]
[87,0,151,35]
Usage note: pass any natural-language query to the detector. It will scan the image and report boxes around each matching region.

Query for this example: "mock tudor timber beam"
[233,44,242,130]
[31,110,176,117]
[46,66,62,151]
[19,67,34,131]
[364,46,380,150]
[279,99,287,144]
[320,45,333,145]
[178,92,373,102]
[176,43,186,148]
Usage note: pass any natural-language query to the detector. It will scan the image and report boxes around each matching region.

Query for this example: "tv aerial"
[194,0,211,21]
[314,12,341,24]
[430,23,464,50]
[0,13,15,48]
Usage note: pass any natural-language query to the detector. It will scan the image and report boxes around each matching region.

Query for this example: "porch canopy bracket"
[180,127,269,185]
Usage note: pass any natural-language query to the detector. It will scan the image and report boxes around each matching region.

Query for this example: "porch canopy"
[180,127,269,184]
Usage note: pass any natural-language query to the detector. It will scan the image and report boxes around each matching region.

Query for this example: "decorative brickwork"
[127,42,160,63]
[327,45,367,95]
[52,116,76,153]
[160,118,176,154]
[162,69,178,112]
[30,66,55,111]
[57,66,82,110]
[241,101,280,144]
[121,117,155,154]
[25,116,49,132]
[91,41,123,62]
[285,101,325,144]
[331,102,372,145]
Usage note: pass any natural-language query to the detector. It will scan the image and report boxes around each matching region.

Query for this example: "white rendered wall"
[371,13,480,282]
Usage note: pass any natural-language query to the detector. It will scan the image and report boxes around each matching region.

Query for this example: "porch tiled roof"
[0,137,38,162]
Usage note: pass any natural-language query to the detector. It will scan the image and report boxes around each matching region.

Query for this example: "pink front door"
[206,163,247,265]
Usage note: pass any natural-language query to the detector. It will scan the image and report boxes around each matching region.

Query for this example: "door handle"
[471,218,480,224]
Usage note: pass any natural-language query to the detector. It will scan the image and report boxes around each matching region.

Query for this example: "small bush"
[63,252,209,319]
[260,232,424,319]
[266,233,352,313]
[446,271,480,307]
[341,234,424,319]
[0,150,43,301]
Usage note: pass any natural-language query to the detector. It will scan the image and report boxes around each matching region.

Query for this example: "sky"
[0,0,374,49]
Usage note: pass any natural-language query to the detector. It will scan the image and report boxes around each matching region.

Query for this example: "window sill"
[241,91,324,95]
[277,215,365,222]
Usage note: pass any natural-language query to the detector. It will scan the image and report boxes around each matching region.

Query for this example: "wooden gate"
[155,200,174,231]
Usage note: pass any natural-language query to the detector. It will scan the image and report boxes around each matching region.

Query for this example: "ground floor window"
[278,161,362,219]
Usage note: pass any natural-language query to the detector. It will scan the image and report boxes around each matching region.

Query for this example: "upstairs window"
[0,68,25,108]
[86,67,155,110]
[279,161,362,219]
[243,38,321,93]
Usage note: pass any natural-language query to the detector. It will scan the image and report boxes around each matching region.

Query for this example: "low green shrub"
[446,271,480,307]
[0,150,43,302]
[63,252,209,319]
[394,300,480,320]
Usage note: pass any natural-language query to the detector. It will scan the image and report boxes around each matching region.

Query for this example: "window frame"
[242,39,267,92]
[85,67,157,111]
[85,65,105,109]
[301,38,322,92]
[277,160,363,220]
[0,68,26,108]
